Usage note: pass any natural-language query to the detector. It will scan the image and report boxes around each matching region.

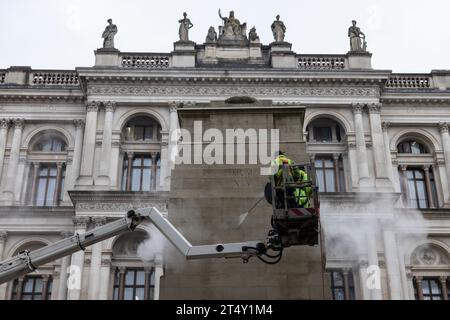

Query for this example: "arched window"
[111,231,155,300]
[33,137,66,152]
[397,140,428,154]
[121,116,162,191]
[122,116,161,142]
[28,133,67,206]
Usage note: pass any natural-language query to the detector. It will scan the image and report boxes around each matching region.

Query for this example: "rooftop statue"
[248,26,260,43]
[102,19,118,49]
[205,26,217,43]
[348,20,367,52]
[178,12,194,42]
[218,9,247,38]
[271,15,286,42]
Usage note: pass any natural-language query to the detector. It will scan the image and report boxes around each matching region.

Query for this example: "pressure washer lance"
[236,196,265,227]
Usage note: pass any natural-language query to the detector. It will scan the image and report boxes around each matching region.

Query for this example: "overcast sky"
[1,0,450,72]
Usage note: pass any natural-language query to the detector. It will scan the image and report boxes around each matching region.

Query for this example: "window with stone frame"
[112,268,155,300]
[27,133,68,206]
[112,231,157,300]
[397,140,428,154]
[399,166,438,209]
[314,155,345,192]
[329,269,355,300]
[122,116,162,142]
[11,275,53,300]
[307,119,345,143]
[121,153,160,191]
[413,277,450,300]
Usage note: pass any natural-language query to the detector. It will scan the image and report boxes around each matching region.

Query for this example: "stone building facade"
[0,13,449,300]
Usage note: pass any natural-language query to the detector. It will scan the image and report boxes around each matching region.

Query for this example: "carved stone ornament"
[88,85,379,98]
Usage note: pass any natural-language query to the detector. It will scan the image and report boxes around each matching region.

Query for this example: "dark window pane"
[131,169,141,191]
[125,270,135,285]
[334,289,345,300]
[314,127,332,142]
[135,288,145,300]
[136,271,145,285]
[124,288,133,300]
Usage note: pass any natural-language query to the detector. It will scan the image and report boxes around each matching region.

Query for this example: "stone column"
[153,255,164,300]
[0,231,7,300]
[57,231,72,300]
[414,276,424,300]
[2,118,24,202]
[53,162,63,206]
[41,274,50,299]
[0,119,10,184]
[71,120,85,186]
[382,230,403,299]
[67,216,89,300]
[347,142,360,191]
[97,101,116,186]
[381,122,398,190]
[400,165,410,207]
[368,104,392,190]
[357,260,370,300]
[352,104,371,188]
[151,152,158,190]
[158,134,169,190]
[167,103,179,184]
[439,276,448,300]
[29,162,40,205]
[332,153,340,192]
[422,165,435,208]
[439,122,450,204]
[436,159,450,207]
[88,216,106,300]
[144,267,152,300]
[78,102,100,186]
[366,231,382,300]
[342,269,350,300]
[126,152,134,191]
[98,252,112,300]
[118,267,126,300]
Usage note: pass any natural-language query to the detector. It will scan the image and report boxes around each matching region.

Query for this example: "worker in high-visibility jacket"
[271,151,311,208]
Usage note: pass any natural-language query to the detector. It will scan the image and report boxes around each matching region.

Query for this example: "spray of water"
[136,223,166,262]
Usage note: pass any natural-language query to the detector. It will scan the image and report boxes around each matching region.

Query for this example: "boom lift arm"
[0,207,265,285]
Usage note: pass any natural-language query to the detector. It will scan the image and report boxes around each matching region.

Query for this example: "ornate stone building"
[0,13,449,300]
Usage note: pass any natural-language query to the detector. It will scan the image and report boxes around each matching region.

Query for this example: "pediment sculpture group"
[100,11,368,52]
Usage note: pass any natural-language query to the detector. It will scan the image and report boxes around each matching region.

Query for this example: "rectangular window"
[35,164,57,206]
[405,168,432,209]
[313,127,332,143]
[11,276,52,300]
[112,268,154,300]
[314,156,345,192]
[330,270,355,300]
[414,277,445,300]
[122,153,160,191]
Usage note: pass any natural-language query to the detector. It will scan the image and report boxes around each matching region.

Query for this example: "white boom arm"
[0,207,264,284]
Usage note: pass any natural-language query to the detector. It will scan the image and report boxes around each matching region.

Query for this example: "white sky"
[1,0,450,72]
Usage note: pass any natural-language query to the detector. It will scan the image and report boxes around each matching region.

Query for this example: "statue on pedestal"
[218,9,247,37]
[205,26,217,43]
[248,26,260,43]
[348,20,367,52]
[178,12,194,42]
[271,15,286,42]
[102,19,118,49]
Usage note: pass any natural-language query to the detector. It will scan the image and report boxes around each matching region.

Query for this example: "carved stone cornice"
[104,101,116,112]
[72,216,90,228]
[351,103,363,114]
[368,103,381,114]
[86,101,100,112]
[0,118,9,129]
[0,231,7,243]
[12,118,25,129]
[92,216,107,228]
[74,119,85,129]
[438,122,449,134]
[88,85,379,98]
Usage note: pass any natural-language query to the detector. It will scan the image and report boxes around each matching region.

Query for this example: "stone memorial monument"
[101,18,118,49]
[178,12,194,42]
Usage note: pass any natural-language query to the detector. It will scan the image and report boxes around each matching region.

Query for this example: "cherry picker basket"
[264,163,320,247]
